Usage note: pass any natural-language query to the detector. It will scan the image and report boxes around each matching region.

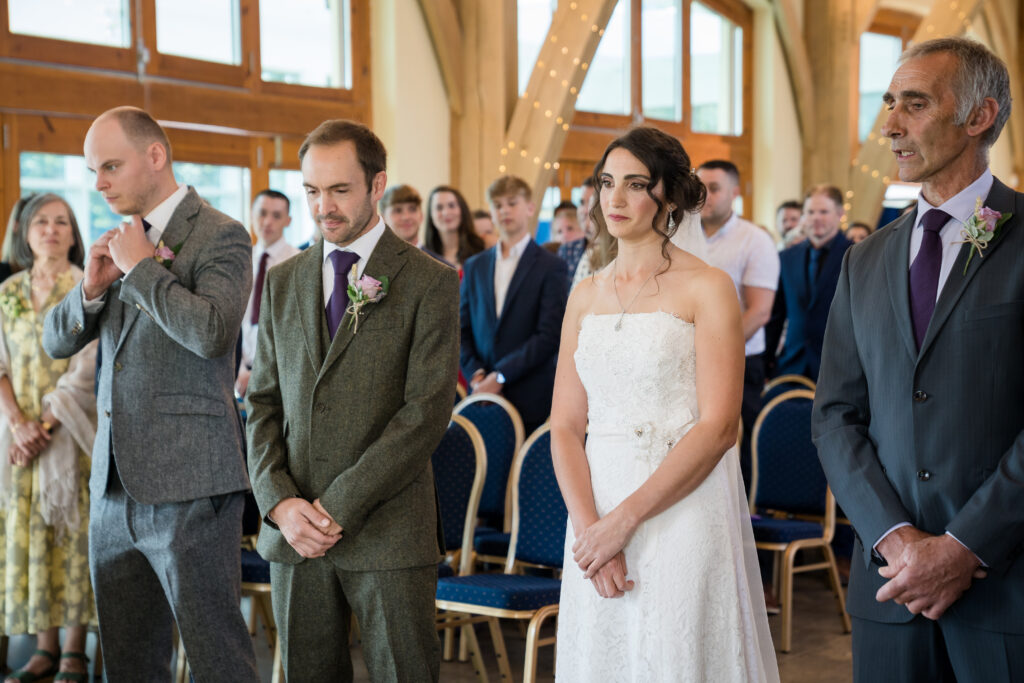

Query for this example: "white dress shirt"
[322,217,386,305]
[703,213,780,356]
[494,232,532,316]
[241,237,300,368]
[83,184,188,311]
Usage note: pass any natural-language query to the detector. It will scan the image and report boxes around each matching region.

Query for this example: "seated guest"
[472,209,499,249]
[845,221,873,244]
[424,185,485,273]
[554,199,587,288]
[380,184,424,245]
[765,184,852,382]
[776,199,803,248]
[461,175,568,432]
[236,189,299,398]
[571,178,615,290]
[0,193,97,682]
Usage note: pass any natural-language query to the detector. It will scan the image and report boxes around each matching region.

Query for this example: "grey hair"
[901,37,1011,148]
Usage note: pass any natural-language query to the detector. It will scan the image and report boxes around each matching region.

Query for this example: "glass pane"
[642,0,682,122]
[172,162,250,226]
[156,0,241,65]
[577,0,631,115]
[8,0,130,48]
[19,153,121,250]
[517,0,557,95]
[268,169,320,248]
[261,0,352,89]
[859,32,903,141]
[690,1,743,136]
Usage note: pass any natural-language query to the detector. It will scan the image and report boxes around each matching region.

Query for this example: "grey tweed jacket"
[43,187,253,504]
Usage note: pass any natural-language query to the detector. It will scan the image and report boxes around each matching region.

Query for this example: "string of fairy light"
[498,1,605,175]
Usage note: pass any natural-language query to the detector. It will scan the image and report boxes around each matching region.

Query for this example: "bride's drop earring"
[667,211,676,235]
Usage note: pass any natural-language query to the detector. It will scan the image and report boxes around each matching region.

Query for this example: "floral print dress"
[0,269,94,634]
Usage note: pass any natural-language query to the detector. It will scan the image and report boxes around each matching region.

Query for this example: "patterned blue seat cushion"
[436,574,562,611]
[241,548,270,584]
[474,532,511,557]
[437,562,455,578]
[751,517,824,544]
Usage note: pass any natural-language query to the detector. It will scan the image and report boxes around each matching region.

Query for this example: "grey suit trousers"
[90,465,258,682]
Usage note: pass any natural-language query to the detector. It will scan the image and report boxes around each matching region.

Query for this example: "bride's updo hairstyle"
[591,126,706,261]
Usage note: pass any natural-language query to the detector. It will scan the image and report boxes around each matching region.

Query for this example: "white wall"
[751,5,803,234]
[371,0,451,197]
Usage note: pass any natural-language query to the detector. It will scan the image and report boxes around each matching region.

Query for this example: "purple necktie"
[326,250,360,339]
[909,209,950,348]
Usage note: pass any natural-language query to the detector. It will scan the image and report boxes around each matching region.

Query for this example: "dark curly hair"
[591,126,706,263]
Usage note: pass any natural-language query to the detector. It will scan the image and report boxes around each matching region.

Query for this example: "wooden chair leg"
[246,594,258,636]
[271,634,284,683]
[92,635,103,680]
[822,544,852,633]
[442,614,455,661]
[523,605,559,683]
[461,623,489,683]
[487,617,513,681]
[779,545,798,653]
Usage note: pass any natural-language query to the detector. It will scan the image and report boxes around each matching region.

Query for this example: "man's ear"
[147,141,169,172]
[965,97,999,140]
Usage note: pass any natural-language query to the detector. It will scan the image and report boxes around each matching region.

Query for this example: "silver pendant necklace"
[612,257,667,331]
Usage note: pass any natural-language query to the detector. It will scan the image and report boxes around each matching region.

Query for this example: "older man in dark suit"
[246,120,458,682]
[44,107,258,680]
[813,38,1024,682]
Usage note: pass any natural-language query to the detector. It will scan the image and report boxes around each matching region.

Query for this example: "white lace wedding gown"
[556,311,779,682]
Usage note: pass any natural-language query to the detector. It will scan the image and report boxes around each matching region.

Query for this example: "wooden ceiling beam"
[416,0,464,116]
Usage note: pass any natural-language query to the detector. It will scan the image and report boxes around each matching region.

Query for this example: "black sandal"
[53,652,89,682]
[5,649,59,682]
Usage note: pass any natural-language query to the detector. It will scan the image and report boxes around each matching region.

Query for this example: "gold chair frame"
[749,389,851,653]
[760,373,817,398]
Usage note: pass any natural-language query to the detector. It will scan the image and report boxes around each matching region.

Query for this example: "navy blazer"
[765,232,851,380]
[460,240,568,428]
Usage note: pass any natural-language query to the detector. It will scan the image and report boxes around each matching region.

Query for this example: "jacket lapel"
[809,233,849,308]
[498,241,539,323]
[483,249,498,326]
[793,242,812,307]
[114,188,201,355]
[883,210,919,361]
[318,228,409,381]
[918,178,1016,359]
[294,241,327,371]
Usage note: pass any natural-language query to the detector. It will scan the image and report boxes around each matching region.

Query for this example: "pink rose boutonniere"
[154,239,184,269]
[958,196,1012,274]
[345,264,390,333]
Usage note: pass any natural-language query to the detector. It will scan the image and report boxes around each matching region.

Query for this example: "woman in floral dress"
[0,193,96,682]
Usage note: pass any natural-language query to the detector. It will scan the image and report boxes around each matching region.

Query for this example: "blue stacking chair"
[760,373,816,405]
[454,394,525,567]
[433,414,488,577]
[749,388,850,652]
[436,424,565,683]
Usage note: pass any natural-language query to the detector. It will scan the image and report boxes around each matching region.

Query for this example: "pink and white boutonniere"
[154,239,184,269]
[958,196,1012,274]
[345,264,389,333]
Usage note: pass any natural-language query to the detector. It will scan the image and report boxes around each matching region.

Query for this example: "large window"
[156,0,241,65]
[690,1,743,135]
[517,0,557,95]
[858,32,903,141]
[269,169,319,248]
[576,1,631,115]
[7,0,130,47]
[642,0,683,122]
[173,163,251,227]
[260,0,353,89]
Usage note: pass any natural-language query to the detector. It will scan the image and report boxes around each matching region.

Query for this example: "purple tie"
[326,250,360,339]
[909,209,950,348]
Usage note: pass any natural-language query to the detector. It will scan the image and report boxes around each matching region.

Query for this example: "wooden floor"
[0,574,852,681]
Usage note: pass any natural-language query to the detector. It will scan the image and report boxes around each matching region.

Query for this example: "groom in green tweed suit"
[246,119,459,682]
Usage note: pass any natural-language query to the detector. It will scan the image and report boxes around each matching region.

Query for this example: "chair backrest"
[431,414,487,574]
[505,424,568,572]
[761,374,817,404]
[751,389,827,517]
[454,393,525,530]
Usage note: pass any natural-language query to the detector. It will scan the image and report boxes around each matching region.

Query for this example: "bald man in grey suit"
[813,39,1024,682]
[43,107,258,681]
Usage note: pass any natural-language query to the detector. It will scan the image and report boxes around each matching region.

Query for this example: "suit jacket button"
[913,390,928,402]
[71,323,82,334]
[114,362,123,372]
[104,410,111,418]
[917,470,931,481]
[136,303,142,310]
[316,402,327,414]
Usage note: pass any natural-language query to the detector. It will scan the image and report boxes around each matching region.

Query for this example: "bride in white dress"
[551,127,779,682]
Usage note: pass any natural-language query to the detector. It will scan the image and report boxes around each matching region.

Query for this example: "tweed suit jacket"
[246,227,459,571]
[43,187,253,504]
[812,178,1024,634]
